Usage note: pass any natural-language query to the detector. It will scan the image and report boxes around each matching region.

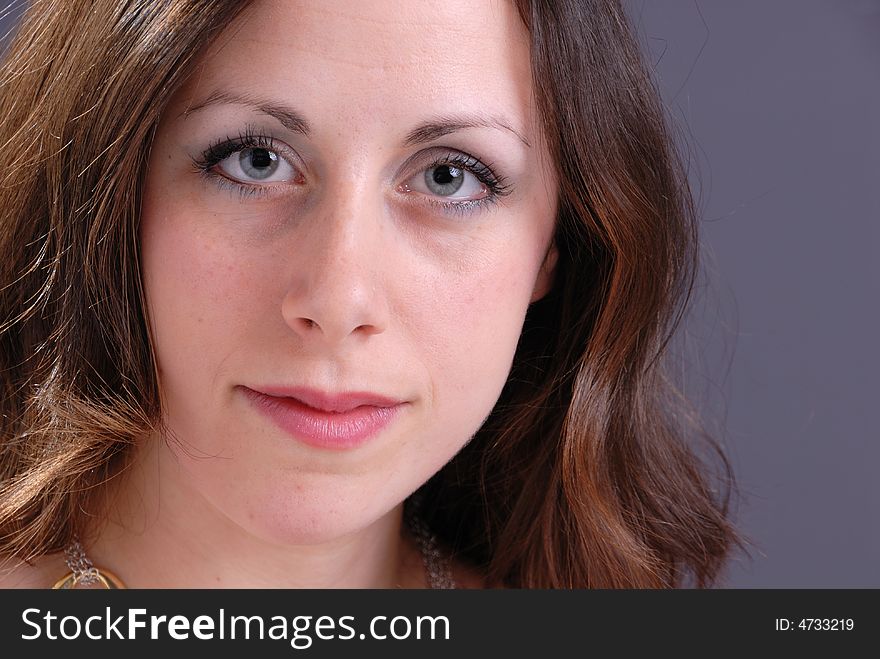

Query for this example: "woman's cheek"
[142,211,244,376]
[422,266,531,406]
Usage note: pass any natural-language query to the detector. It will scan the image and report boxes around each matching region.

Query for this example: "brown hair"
[0,0,743,586]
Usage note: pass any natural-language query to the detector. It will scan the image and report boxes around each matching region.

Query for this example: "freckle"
[197,317,204,323]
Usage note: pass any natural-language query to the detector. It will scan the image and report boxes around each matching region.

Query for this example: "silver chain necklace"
[63,540,102,587]
[406,508,456,589]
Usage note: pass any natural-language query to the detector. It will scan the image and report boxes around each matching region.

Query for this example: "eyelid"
[193,128,304,175]
[400,148,512,194]
[401,158,485,200]
[190,130,308,197]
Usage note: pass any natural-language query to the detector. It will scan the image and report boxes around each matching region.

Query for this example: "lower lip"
[241,388,403,450]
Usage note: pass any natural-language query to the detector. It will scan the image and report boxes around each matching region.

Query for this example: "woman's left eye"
[404,163,488,201]
[215,147,297,184]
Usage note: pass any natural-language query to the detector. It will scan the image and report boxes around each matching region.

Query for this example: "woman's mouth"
[240,386,406,449]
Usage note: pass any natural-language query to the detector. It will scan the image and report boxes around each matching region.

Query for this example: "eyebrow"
[403,115,531,149]
[180,90,532,149]
[181,90,310,135]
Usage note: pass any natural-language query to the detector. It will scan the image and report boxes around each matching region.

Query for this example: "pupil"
[424,164,465,196]
[433,165,460,185]
[250,148,272,169]
[238,147,278,181]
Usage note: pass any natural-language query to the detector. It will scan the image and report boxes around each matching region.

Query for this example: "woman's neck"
[87,434,426,588]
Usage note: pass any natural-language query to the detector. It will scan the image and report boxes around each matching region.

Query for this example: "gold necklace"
[52,541,125,589]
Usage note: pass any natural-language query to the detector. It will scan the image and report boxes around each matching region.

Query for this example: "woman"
[0,0,742,588]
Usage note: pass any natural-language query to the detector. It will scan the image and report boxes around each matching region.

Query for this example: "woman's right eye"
[215,147,298,185]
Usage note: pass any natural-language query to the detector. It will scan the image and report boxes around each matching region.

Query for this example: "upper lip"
[245,386,405,413]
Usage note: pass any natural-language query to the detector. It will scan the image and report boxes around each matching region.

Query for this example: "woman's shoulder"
[0,552,67,589]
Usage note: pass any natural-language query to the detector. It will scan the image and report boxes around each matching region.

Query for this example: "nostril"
[281,282,390,341]
[355,323,382,336]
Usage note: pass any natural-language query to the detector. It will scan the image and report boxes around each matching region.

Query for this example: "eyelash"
[190,129,286,199]
[421,152,512,217]
[189,127,513,217]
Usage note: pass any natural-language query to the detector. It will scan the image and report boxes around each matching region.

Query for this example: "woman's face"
[140,0,558,545]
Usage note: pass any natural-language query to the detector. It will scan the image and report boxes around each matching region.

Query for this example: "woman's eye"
[216,147,297,184]
[408,164,488,200]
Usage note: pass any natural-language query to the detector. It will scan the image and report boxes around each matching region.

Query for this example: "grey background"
[626,0,879,587]
[2,2,877,586]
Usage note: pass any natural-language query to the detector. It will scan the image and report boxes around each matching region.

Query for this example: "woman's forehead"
[174,0,539,144]
[231,0,529,65]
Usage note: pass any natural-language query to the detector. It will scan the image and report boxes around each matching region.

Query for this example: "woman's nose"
[280,193,390,347]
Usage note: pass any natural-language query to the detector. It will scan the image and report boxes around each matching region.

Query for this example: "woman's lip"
[250,385,404,413]
[241,387,404,449]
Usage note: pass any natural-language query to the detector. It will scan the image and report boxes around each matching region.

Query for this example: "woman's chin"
[226,493,400,549]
